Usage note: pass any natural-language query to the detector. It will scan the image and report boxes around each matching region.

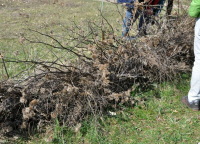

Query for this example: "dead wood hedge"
[0,14,195,134]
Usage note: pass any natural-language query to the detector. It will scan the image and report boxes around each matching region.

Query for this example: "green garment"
[189,0,200,18]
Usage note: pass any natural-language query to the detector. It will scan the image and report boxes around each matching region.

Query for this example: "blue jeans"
[122,8,142,36]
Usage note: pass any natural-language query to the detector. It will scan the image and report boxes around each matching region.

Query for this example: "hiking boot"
[181,96,200,111]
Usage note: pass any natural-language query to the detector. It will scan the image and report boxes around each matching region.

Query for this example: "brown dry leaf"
[20,96,27,104]
[29,99,38,107]
[102,40,107,45]
[113,57,118,62]
[21,121,27,129]
[124,96,129,102]
[125,89,131,96]
[3,126,13,133]
[6,79,13,85]
[102,77,110,86]
[51,111,57,119]
[140,37,149,43]
[108,49,113,55]
[98,64,108,71]
[131,100,135,105]
[40,88,46,94]
[0,54,4,59]
[22,107,35,120]
[7,87,13,93]
[152,37,160,47]
[62,86,68,94]
[92,54,97,59]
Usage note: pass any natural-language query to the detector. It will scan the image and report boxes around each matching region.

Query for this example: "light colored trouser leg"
[188,18,200,103]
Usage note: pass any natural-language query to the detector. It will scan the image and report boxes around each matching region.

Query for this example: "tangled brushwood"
[0,14,195,133]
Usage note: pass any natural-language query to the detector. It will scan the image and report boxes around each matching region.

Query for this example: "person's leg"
[122,8,141,37]
[188,18,200,103]
[167,0,173,15]
[138,0,166,36]
[154,0,166,16]
[138,14,149,35]
[122,9,133,37]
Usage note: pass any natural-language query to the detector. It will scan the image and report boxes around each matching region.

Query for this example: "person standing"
[118,0,144,39]
[138,0,164,35]
[118,0,173,38]
[181,0,200,111]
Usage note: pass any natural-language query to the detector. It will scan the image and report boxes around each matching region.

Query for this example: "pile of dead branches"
[0,14,195,134]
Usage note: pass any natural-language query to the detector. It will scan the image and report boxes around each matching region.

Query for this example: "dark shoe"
[181,96,200,111]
